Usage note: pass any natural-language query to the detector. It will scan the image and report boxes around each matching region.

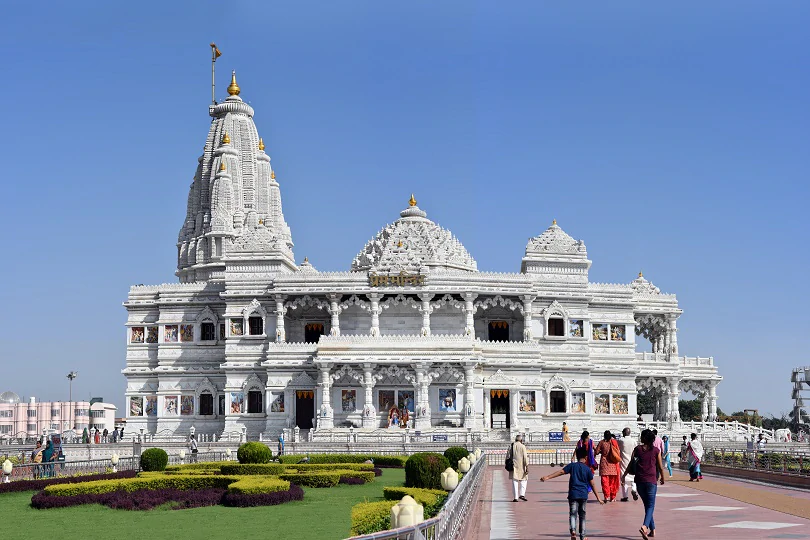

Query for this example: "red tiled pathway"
[482,466,810,540]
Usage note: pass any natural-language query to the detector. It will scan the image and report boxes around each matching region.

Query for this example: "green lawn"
[2,468,405,540]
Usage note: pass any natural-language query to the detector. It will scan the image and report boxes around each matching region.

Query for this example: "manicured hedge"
[227,477,290,495]
[443,447,469,469]
[44,475,239,496]
[140,448,169,472]
[222,483,304,507]
[405,453,450,489]
[0,471,137,494]
[278,454,407,468]
[32,488,226,511]
[350,500,397,536]
[165,461,231,472]
[277,471,341,488]
[282,463,374,472]
[384,486,447,516]
[220,463,285,476]
[237,442,273,464]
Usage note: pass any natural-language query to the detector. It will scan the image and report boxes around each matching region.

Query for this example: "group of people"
[29,439,59,479]
[80,427,123,444]
[507,428,707,540]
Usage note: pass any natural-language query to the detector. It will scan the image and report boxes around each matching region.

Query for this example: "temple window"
[199,393,214,415]
[248,316,264,336]
[130,327,145,344]
[304,323,325,343]
[247,390,263,413]
[548,318,565,337]
[550,390,566,413]
[610,324,626,341]
[569,320,584,338]
[201,322,216,341]
[488,321,510,342]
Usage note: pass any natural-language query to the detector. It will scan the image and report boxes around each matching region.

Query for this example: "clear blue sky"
[2,2,807,418]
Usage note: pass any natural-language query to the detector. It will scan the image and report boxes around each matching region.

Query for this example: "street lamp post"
[66,372,78,429]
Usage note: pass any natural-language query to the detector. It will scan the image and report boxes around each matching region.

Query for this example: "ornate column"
[463,363,477,428]
[461,292,478,337]
[361,364,376,428]
[327,293,342,336]
[510,389,519,430]
[418,293,434,337]
[284,388,294,428]
[318,365,333,429]
[414,364,432,430]
[522,295,535,341]
[668,316,679,355]
[483,389,491,429]
[368,293,382,337]
[708,382,718,421]
[275,295,287,342]
[668,378,680,423]
[700,391,709,421]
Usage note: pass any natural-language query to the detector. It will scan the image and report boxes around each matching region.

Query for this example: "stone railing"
[634,353,714,366]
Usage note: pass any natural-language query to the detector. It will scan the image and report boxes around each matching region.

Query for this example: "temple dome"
[524,220,586,256]
[351,196,477,273]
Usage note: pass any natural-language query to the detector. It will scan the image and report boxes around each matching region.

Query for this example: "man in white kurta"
[618,427,638,501]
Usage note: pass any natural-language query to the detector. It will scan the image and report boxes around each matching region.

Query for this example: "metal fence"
[702,448,810,477]
[166,451,228,465]
[348,452,487,540]
[6,456,141,481]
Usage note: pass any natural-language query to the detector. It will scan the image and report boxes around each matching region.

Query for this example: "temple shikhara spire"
[123,63,727,445]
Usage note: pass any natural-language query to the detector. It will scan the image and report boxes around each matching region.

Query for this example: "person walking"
[42,439,57,479]
[686,433,704,481]
[189,434,198,462]
[662,435,673,478]
[507,434,529,502]
[573,431,597,473]
[278,432,285,457]
[595,430,620,502]
[618,427,638,502]
[622,428,665,540]
[102,428,108,444]
[563,421,570,442]
[94,429,100,445]
[31,441,44,479]
[541,445,604,540]
[82,428,89,444]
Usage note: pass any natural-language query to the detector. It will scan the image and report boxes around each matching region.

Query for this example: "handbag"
[505,443,515,472]
[626,447,639,476]
[607,439,621,464]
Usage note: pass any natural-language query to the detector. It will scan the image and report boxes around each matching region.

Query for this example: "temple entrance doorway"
[490,389,510,429]
[295,391,314,429]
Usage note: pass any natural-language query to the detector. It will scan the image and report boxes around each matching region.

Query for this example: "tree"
[679,399,702,421]
[637,391,659,415]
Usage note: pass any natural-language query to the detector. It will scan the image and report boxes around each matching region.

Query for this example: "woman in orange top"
[595,430,620,502]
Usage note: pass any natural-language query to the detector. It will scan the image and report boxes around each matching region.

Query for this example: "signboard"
[548,431,564,442]
[50,434,64,459]
[370,272,426,287]
[432,434,448,442]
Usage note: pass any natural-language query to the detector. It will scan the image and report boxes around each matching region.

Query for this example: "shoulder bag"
[626,447,639,476]
[505,443,515,472]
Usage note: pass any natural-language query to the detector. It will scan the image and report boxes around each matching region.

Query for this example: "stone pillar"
[275,295,287,342]
[461,292,478,337]
[510,388,519,429]
[318,365,333,429]
[700,392,709,421]
[369,293,382,337]
[284,388,294,428]
[463,364,477,428]
[418,293,434,337]
[668,316,679,355]
[522,295,535,341]
[361,364,376,428]
[483,389,491,429]
[709,382,718,421]
[327,293,341,337]
[668,379,680,423]
[414,365,432,430]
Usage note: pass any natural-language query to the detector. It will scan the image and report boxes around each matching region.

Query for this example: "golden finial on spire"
[258,138,265,151]
[222,131,230,144]
[219,161,226,172]
[409,194,417,207]
[397,241,403,248]
[227,70,241,96]
[303,256,309,263]
[552,219,557,226]
[638,271,643,278]
[271,170,276,180]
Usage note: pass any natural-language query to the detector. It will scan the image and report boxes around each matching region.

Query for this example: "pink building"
[0,392,94,438]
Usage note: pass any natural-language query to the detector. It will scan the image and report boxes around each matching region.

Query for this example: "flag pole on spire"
[210,43,222,104]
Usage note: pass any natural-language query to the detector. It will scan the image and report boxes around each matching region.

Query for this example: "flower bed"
[220,463,286,476]
[31,487,227,510]
[43,474,240,496]
[278,454,407,468]
[0,470,138,494]
[222,484,304,507]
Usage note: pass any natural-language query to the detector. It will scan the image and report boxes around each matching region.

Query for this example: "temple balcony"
[635,352,714,366]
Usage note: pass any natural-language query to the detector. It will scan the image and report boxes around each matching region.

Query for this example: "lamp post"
[111,453,119,473]
[2,459,11,483]
[178,449,186,465]
[66,372,78,429]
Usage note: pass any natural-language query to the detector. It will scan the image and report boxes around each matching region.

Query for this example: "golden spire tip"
[638,270,643,278]
[271,170,276,180]
[258,137,265,151]
[409,194,417,207]
[303,256,308,263]
[219,161,226,172]
[227,70,241,96]
[222,131,230,144]
[552,219,557,226]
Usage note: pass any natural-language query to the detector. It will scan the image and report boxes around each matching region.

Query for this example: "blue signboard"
[548,431,564,442]
[432,434,448,442]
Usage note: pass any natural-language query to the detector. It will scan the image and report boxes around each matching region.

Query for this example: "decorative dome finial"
[222,131,230,144]
[258,138,265,151]
[409,194,417,207]
[219,161,226,172]
[552,219,557,226]
[638,270,643,278]
[271,170,276,180]
[227,71,241,96]
[303,256,308,263]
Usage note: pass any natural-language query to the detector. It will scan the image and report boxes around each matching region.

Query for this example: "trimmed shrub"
[43,475,239,496]
[339,476,366,485]
[277,454,407,467]
[350,500,397,536]
[222,484,304,507]
[32,488,226,511]
[140,448,169,472]
[0,471,137,494]
[237,442,273,464]
[443,447,469,469]
[227,477,290,495]
[220,463,285,476]
[165,461,231,472]
[281,463,374,473]
[278,471,341,488]
[405,452,450,489]
[338,471,376,484]
[373,467,383,477]
[383,486,447,516]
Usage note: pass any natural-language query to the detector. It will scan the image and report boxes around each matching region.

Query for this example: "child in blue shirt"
[541,445,604,540]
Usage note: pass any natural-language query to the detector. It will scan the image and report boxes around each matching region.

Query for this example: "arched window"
[247,391,263,413]
[488,321,510,342]
[304,323,325,343]
[549,389,566,413]
[548,318,565,336]
[199,392,214,415]
[242,299,267,337]
[249,316,264,336]
[200,322,216,341]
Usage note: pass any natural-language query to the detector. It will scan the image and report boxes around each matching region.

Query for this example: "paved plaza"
[471,466,810,539]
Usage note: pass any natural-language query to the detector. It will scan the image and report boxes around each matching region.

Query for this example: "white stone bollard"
[474,448,482,460]
[391,495,424,529]
[458,457,470,473]
[441,467,459,491]
[467,452,477,465]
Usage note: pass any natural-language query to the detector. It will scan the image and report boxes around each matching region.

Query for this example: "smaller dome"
[0,391,21,404]
[631,273,661,295]
[525,220,586,255]
[298,257,317,273]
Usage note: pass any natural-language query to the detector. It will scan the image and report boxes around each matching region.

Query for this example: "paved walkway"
[479,466,810,540]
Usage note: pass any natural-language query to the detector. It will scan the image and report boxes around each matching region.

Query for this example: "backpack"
[607,439,621,464]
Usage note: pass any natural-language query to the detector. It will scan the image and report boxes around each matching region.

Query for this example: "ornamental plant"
[443,447,469,470]
[404,452,451,490]
[237,442,272,464]
[140,448,169,472]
